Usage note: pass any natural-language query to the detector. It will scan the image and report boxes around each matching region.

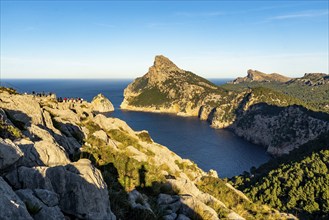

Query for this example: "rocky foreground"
[121,55,329,156]
[0,87,294,219]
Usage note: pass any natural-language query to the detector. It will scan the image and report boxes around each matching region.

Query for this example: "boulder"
[128,189,153,213]
[5,166,53,191]
[46,159,116,219]
[92,130,109,143]
[176,214,191,220]
[0,138,24,170]
[0,93,44,127]
[34,189,59,207]
[157,193,182,214]
[91,93,114,112]
[14,139,44,167]
[27,125,70,166]
[0,177,33,220]
[16,189,65,220]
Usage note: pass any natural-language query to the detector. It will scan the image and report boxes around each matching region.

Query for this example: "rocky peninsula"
[121,55,329,156]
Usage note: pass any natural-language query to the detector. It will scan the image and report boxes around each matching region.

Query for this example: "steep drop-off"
[121,56,329,156]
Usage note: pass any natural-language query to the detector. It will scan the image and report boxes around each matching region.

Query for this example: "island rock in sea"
[91,93,115,112]
[0,87,295,219]
[121,55,329,156]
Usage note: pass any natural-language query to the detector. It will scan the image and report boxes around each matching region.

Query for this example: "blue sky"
[1,1,328,79]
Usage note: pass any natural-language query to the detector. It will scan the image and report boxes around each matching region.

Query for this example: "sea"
[1,79,270,178]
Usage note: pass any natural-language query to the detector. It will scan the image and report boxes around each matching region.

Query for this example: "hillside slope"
[231,134,329,220]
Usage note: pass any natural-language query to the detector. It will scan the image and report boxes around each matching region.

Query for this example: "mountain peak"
[153,55,179,70]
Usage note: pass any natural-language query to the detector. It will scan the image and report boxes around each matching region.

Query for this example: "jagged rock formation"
[91,93,115,112]
[121,56,329,156]
[0,88,293,219]
[0,90,116,220]
[230,69,291,84]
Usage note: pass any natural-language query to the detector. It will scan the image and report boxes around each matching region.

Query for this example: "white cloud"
[269,10,328,20]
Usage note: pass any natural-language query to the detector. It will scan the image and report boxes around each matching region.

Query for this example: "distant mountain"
[287,73,329,86]
[230,69,291,84]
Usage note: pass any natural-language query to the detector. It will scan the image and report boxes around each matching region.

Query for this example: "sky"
[0,0,328,79]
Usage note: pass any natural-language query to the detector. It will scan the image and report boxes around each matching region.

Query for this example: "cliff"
[0,88,293,220]
[121,56,329,156]
[121,55,227,117]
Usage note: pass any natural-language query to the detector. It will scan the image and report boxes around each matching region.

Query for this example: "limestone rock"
[46,159,116,220]
[92,130,109,143]
[157,194,182,215]
[16,189,65,220]
[5,166,53,191]
[91,93,114,112]
[0,177,33,220]
[0,92,44,127]
[27,125,70,166]
[128,190,154,215]
[0,138,24,170]
[176,214,191,220]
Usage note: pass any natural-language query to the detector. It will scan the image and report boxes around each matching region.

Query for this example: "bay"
[1,79,270,177]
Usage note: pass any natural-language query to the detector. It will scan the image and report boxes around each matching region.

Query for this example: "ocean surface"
[1,79,271,177]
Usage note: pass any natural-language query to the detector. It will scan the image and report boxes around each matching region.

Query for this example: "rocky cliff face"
[230,69,291,84]
[0,90,116,220]
[209,88,329,156]
[121,56,329,156]
[0,88,293,219]
[121,55,226,117]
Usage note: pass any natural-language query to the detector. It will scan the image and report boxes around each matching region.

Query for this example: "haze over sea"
[1,79,270,177]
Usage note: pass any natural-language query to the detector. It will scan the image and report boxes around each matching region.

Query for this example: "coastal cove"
[1,79,271,177]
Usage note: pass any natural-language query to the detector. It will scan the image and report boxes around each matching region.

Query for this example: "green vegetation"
[231,134,329,220]
[136,131,153,143]
[0,87,18,95]
[196,176,285,220]
[0,120,23,140]
[130,87,170,107]
[222,80,329,113]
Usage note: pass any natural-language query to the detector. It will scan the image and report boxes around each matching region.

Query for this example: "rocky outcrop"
[91,93,114,112]
[230,69,291,84]
[16,189,65,220]
[231,104,329,155]
[46,159,115,220]
[0,177,33,220]
[0,138,23,170]
[287,73,329,86]
[0,89,116,219]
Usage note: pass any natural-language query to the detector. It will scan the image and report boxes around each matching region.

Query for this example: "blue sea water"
[1,79,270,177]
